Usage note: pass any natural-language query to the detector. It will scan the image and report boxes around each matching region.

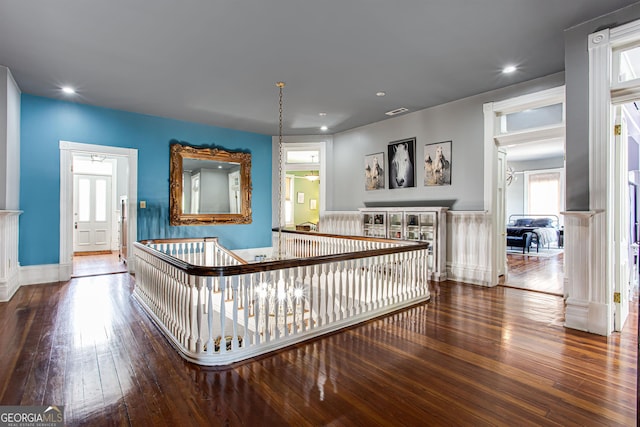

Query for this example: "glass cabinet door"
[389,212,404,239]
[420,212,436,270]
[405,213,420,240]
[363,212,387,238]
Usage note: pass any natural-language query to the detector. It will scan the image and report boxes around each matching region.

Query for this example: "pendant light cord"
[276,82,285,259]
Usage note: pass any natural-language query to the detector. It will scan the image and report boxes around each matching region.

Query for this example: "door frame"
[271,136,330,229]
[60,141,138,279]
[483,86,566,286]
[588,19,640,334]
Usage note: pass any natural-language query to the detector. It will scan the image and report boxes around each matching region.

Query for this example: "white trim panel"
[446,211,492,286]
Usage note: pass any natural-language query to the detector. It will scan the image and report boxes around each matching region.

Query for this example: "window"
[73,156,113,175]
[95,178,107,221]
[502,103,564,133]
[285,150,319,164]
[78,178,90,222]
[525,169,564,224]
[614,43,640,84]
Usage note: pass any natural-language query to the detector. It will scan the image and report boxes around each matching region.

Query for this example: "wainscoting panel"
[562,210,608,335]
[319,211,362,236]
[0,211,21,301]
[447,211,492,286]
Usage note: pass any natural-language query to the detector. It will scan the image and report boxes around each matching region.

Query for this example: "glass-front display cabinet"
[359,207,447,281]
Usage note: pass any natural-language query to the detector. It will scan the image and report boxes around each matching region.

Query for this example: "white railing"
[319,210,362,235]
[133,231,430,366]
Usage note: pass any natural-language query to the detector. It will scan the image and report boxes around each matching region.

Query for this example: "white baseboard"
[564,297,589,332]
[447,263,492,286]
[588,301,611,336]
[0,270,20,302]
[20,264,65,286]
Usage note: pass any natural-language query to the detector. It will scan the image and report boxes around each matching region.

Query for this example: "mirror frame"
[170,143,252,225]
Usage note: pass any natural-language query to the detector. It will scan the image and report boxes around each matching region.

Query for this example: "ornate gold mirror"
[170,143,252,225]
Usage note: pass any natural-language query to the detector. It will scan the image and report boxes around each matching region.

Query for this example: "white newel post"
[0,210,22,301]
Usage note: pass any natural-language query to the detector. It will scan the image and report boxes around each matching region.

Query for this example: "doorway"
[274,139,327,231]
[59,141,138,280]
[484,86,566,292]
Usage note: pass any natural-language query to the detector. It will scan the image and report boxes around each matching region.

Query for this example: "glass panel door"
[419,212,436,271]
[389,212,403,239]
[363,212,386,238]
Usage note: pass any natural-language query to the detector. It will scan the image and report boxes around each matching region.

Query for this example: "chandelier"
[305,155,320,181]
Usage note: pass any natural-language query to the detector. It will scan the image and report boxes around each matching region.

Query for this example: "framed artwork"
[388,138,416,188]
[309,199,317,210]
[424,140,452,186]
[364,152,385,191]
[297,192,304,204]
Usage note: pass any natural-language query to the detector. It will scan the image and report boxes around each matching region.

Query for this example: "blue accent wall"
[20,94,272,266]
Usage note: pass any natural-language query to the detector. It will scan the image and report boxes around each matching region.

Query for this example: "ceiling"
[1,1,638,136]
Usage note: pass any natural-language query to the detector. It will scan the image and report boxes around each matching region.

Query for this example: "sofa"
[506,231,533,254]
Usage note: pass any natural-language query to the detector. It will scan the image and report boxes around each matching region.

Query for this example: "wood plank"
[0,273,635,425]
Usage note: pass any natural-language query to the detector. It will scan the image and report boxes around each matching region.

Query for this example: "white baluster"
[241,274,251,349]
[231,275,239,351]
[206,277,214,354]
[195,277,204,353]
[219,276,227,353]
[188,275,197,352]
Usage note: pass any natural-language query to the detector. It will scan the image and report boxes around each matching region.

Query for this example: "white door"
[191,173,200,214]
[73,174,112,253]
[228,170,240,213]
[614,106,630,331]
[497,149,507,276]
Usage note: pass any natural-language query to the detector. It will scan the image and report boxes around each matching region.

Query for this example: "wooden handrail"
[273,227,398,244]
[134,232,428,277]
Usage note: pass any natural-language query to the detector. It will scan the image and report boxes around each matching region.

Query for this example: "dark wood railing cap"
[135,231,428,277]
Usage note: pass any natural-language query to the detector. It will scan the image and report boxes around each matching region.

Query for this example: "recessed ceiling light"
[318,112,327,116]
[61,86,76,94]
[376,91,386,97]
[385,107,409,116]
[502,65,517,74]
[320,125,328,132]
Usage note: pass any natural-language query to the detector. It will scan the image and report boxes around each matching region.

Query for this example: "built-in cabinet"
[359,207,447,281]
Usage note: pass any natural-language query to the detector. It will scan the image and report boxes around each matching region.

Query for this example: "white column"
[0,210,22,301]
[569,28,614,336]
[0,66,21,211]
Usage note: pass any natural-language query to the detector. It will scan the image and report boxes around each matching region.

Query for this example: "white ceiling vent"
[385,107,409,116]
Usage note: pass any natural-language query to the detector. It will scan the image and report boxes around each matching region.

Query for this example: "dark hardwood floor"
[72,252,128,277]
[501,252,564,295]
[0,272,636,426]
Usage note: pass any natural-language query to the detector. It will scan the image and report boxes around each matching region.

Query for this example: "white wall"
[328,73,565,211]
[0,66,20,210]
